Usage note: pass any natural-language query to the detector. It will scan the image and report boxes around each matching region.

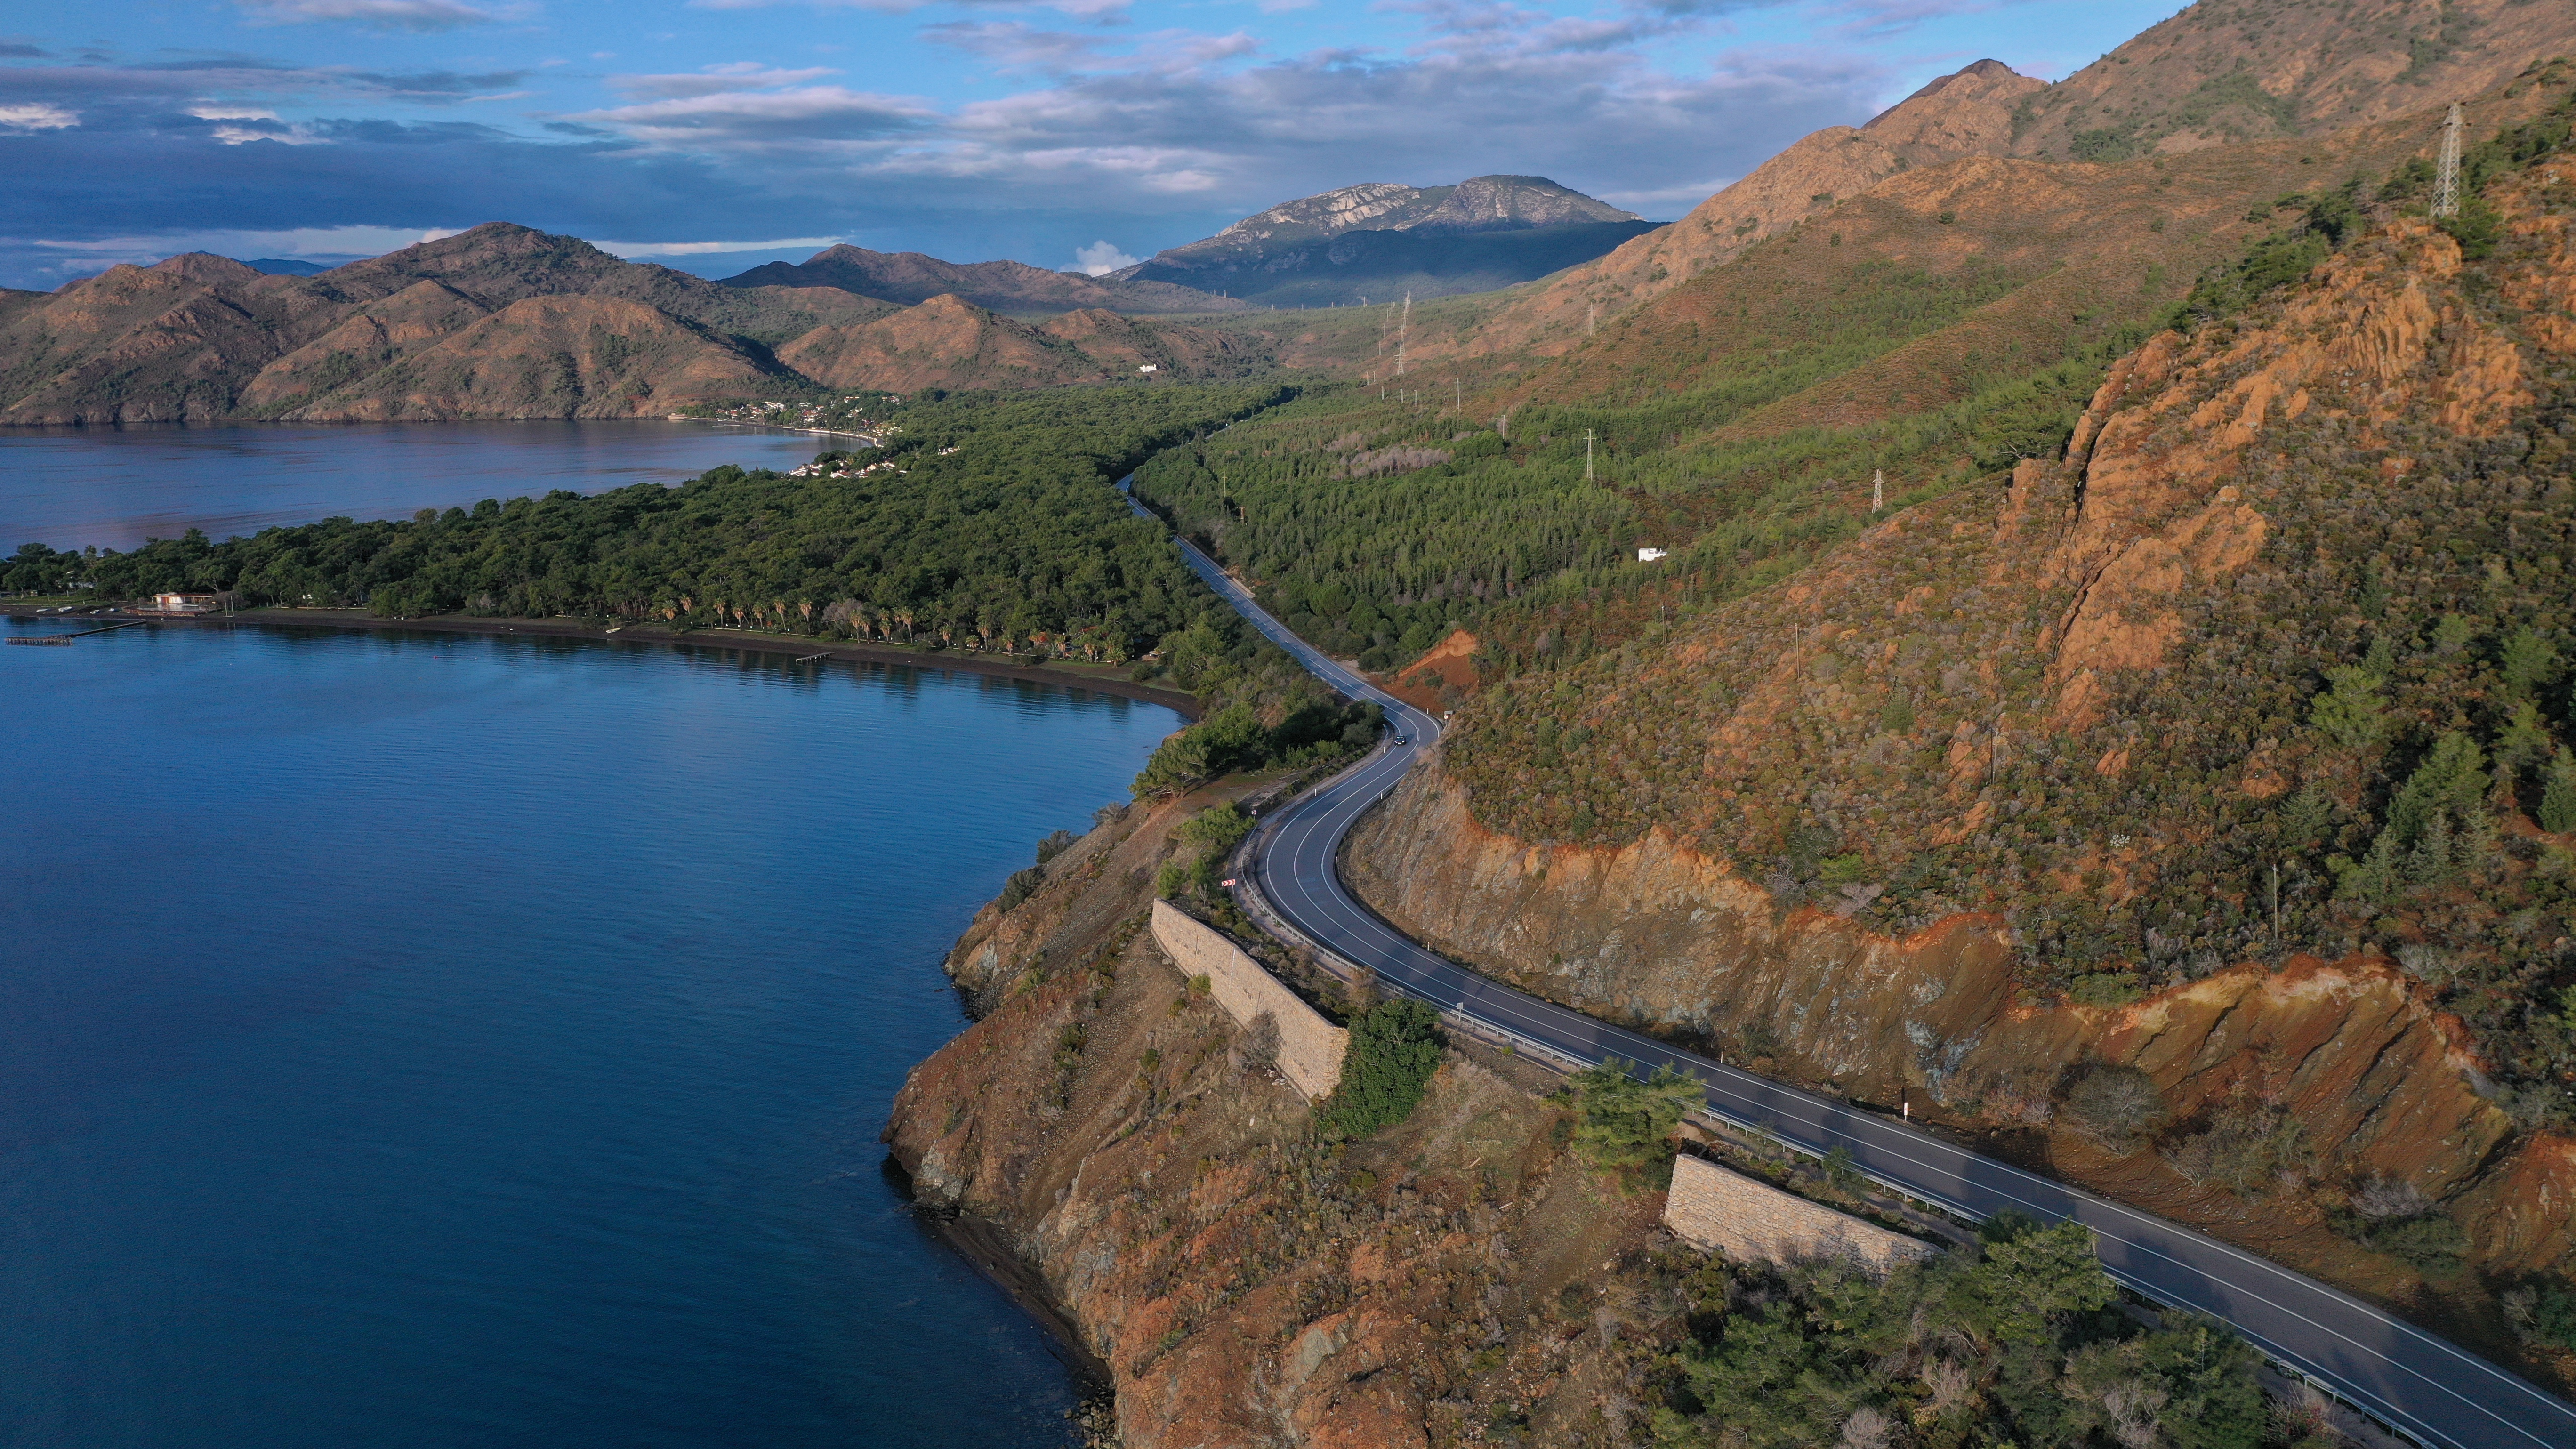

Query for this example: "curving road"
[1122,477,2576,1449]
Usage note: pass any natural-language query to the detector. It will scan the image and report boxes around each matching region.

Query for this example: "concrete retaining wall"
[1151,900,1347,1101]
[1664,1153,1939,1271]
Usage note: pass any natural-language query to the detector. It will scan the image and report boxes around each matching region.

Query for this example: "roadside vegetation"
[1650,1216,2290,1449]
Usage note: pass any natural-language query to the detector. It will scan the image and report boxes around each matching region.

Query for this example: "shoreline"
[668,416,881,444]
[0,605,1201,717]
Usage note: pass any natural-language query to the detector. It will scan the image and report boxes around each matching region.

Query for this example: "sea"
[0,420,826,552]
[1,427,1168,1448]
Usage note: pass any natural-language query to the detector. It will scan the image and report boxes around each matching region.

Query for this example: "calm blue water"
[1,621,1172,1448]
[0,422,826,552]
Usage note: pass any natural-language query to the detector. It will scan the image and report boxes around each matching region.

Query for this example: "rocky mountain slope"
[1449,0,2576,362]
[776,297,1272,392]
[0,223,1272,423]
[0,225,876,424]
[2008,0,2576,161]
[1115,176,1659,309]
[1494,85,2498,424]
[1343,99,2576,1366]
[720,244,1241,316]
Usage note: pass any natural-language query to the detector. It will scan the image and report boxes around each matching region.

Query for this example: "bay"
[1,620,1167,1447]
[0,421,826,552]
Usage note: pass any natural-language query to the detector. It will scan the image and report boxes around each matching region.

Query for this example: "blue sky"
[0,0,2183,290]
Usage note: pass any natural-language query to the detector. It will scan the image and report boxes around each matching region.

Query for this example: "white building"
[1636,547,1669,563]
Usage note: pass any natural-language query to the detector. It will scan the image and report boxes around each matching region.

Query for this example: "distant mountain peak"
[1198,175,1641,251]
[1112,175,1655,308]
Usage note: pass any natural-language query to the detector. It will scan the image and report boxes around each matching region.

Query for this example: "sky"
[0,0,2186,290]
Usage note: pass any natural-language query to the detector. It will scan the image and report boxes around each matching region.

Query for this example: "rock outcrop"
[894,784,1692,1449]
[1354,153,2576,1360]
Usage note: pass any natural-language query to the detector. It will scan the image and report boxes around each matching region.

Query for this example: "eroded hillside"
[1344,102,2576,1361]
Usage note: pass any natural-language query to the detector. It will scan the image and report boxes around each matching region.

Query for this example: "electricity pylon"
[2433,102,2463,218]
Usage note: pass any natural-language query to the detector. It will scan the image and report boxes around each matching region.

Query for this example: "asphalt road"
[1121,477,2576,1449]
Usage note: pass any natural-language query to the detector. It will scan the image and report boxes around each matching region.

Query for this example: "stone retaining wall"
[1151,900,1347,1101]
[1664,1153,1940,1271]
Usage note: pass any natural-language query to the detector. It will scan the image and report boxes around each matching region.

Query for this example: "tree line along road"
[1119,473,2576,1449]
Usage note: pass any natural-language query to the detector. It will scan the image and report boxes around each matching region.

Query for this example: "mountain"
[1447,0,2576,359]
[2006,0,2576,160]
[721,245,1244,316]
[1443,60,2049,356]
[774,296,1271,392]
[1111,175,1662,308]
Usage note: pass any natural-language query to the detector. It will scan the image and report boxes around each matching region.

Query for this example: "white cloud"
[571,84,935,148]
[21,225,460,273]
[1070,239,1137,274]
[607,62,841,99]
[0,103,79,132]
[235,0,513,31]
[592,235,844,256]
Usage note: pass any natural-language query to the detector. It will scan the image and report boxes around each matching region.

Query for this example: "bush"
[1315,999,1443,1138]
[2358,1212,2469,1277]
[1565,1059,1705,1174]
[2068,971,2146,1007]
[1176,803,1253,853]
[2065,1065,2165,1152]
[2167,1098,2310,1198]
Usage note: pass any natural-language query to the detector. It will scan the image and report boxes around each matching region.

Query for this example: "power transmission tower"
[1454,377,1461,412]
[1585,430,1595,483]
[1395,292,1411,376]
[1871,469,1884,513]
[2433,102,2463,218]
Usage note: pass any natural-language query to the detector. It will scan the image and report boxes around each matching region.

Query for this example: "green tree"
[1960,1218,2116,1344]
[1315,999,1443,1138]
[2308,663,2389,749]
[2384,730,2490,848]
[2541,751,2576,835]
[1565,1059,1706,1173]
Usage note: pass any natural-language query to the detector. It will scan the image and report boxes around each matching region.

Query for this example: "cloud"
[592,234,842,256]
[0,44,49,58]
[572,85,934,147]
[919,22,1111,73]
[236,0,513,30]
[692,0,1135,19]
[1070,238,1135,274]
[607,62,839,99]
[0,102,78,132]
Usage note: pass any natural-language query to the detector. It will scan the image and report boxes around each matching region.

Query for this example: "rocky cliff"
[892,784,1691,1449]
[1349,137,2576,1371]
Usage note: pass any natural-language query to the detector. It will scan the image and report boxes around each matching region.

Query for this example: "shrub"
[1565,1059,1705,1174]
[2068,971,2146,1007]
[996,865,1046,913]
[2167,1098,2310,1198]
[1176,802,1254,853]
[2357,1211,2469,1276]
[2519,1278,2576,1352]
[1315,999,1443,1138]
[2065,1065,2165,1152]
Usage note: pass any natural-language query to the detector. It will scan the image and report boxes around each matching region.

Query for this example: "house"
[142,592,221,615]
[1636,547,1668,563]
